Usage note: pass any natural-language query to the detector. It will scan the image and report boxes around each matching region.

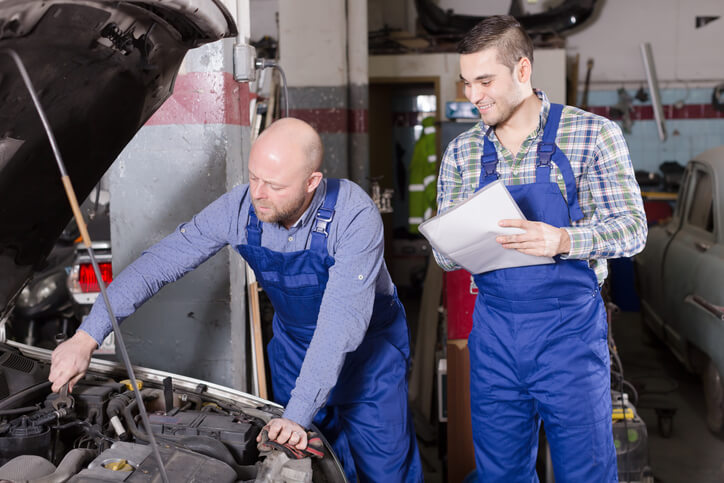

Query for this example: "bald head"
[247,118,325,228]
[254,118,323,174]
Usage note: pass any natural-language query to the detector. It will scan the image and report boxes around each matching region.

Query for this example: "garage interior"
[2,0,724,481]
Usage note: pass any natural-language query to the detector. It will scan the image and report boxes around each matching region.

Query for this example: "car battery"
[445,269,477,340]
[148,411,260,465]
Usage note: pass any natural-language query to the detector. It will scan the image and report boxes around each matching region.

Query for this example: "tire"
[702,359,724,434]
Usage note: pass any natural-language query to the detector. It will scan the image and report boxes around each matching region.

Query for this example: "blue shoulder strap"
[310,178,340,254]
[246,203,263,246]
[540,103,584,221]
[477,134,500,191]
[536,103,562,179]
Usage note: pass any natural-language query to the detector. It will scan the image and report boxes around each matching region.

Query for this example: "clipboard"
[418,180,554,274]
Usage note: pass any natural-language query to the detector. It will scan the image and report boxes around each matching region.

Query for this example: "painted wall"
[587,87,724,173]
[258,0,724,175]
[251,0,279,40]
[370,0,724,83]
[369,0,724,172]
[279,0,347,87]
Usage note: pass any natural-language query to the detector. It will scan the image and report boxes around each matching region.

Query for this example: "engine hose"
[0,405,39,416]
[0,381,52,410]
[32,448,97,483]
[182,393,203,410]
[106,393,133,418]
[120,391,159,442]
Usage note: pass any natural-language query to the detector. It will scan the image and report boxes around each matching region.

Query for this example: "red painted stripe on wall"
[146,72,250,126]
[349,109,368,134]
[589,104,724,120]
[288,108,369,134]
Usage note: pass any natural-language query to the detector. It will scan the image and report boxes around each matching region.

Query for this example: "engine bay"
[0,344,341,482]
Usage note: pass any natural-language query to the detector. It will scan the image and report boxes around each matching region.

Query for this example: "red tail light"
[78,262,113,293]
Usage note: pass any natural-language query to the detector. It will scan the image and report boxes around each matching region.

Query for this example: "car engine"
[0,344,342,482]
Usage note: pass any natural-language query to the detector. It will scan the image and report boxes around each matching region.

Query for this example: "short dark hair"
[457,15,534,71]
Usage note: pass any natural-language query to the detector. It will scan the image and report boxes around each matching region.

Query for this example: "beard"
[252,190,308,226]
[479,83,527,127]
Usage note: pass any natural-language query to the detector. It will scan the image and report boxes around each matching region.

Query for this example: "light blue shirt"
[79,178,395,427]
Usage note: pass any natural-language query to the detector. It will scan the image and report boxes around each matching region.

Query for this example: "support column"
[347,0,370,190]
[108,25,251,388]
[280,0,369,183]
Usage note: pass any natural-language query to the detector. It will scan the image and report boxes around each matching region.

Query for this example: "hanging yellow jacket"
[408,117,438,234]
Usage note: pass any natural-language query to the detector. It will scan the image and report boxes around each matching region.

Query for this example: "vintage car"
[0,1,346,481]
[635,145,724,435]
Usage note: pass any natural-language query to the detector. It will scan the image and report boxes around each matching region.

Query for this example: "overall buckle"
[481,152,499,178]
[313,209,334,237]
[537,142,555,167]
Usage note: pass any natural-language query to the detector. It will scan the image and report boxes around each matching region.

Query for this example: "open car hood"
[0,0,237,317]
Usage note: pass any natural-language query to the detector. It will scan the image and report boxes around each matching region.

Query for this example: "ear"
[307,171,323,193]
[517,57,533,84]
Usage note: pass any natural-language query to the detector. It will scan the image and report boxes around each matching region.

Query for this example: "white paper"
[419,180,554,274]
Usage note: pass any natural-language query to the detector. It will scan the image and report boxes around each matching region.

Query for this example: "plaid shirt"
[434,90,647,283]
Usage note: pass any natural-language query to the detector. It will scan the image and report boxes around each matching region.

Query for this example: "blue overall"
[470,104,618,482]
[236,179,423,483]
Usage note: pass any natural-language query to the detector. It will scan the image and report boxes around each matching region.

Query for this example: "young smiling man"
[433,16,647,482]
[50,118,423,482]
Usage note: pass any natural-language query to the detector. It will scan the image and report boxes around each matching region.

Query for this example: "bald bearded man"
[49,118,423,482]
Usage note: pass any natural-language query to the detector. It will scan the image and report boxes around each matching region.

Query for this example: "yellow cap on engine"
[104,459,134,472]
[119,379,143,391]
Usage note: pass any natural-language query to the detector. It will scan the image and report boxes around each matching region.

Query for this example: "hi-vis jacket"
[408,116,437,233]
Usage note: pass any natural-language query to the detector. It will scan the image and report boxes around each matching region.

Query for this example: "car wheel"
[702,359,724,434]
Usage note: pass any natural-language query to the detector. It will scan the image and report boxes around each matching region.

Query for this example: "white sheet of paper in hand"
[418,180,554,274]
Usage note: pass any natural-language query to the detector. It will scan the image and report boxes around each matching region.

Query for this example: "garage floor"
[612,310,724,482]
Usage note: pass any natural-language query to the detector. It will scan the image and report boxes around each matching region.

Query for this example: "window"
[687,170,714,233]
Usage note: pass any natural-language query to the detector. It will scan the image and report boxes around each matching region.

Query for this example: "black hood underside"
[0,1,236,315]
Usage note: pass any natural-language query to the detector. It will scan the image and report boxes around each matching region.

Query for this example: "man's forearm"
[562,213,647,260]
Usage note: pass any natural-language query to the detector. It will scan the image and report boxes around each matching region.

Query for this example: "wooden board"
[447,339,475,483]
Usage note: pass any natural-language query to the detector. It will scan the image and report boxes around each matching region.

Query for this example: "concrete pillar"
[108,13,251,389]
[279,0,369,184]
[347,0,370,191]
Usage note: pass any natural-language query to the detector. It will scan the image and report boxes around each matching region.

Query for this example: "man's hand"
[257,417,308,450]
[49,330,98,392]
[496,219,571,257]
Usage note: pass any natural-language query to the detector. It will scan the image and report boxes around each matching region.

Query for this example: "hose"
[0,405,40,416]
[32,448,96,483]
[120,391,159,442]
[0,382,52,410]
[255,59,289,118]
